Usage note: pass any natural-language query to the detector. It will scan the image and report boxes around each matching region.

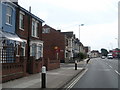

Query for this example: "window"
[6,6,12,25]
[42,28,50,33]
[37,44,42,59]
[32,20,35,36]
[42,28,45,33]
[65,39,68,46]
[21,42,26,56]
[32,19,39,37]
[66,53,68,58]
[19,12,24,30]
[36,23,39,37]
[31,44,37,57]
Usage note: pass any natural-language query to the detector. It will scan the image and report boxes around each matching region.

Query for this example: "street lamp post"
[79,24,84,41]
[78,24,84,62]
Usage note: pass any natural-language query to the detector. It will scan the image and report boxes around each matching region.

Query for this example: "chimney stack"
[29,6,31,12]
[57,30,61,32]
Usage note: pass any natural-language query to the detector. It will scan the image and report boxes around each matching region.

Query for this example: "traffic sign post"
[54,46,60,60]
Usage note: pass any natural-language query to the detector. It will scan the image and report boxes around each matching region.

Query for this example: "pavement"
[1,59,88,90]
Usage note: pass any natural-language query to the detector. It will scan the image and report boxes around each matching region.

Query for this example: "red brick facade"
[42,24,65,70]
[15,6,44,74]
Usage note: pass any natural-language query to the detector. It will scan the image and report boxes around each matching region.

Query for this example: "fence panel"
[0,45,16,63]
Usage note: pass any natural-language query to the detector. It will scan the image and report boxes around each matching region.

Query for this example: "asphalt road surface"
[72,58,119,89]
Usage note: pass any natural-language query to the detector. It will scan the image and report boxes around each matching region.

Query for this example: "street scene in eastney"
[0,0,119,90]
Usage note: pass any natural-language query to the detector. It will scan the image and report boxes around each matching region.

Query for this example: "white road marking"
[109,65,113,68]
[106,63,108,65]
[106,63,119,76]
[66,69,88,90]
[115,70,120,76]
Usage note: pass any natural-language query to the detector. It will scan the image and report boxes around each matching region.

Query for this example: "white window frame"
[42,28,45,33]
[42,28,50,33]
[32,19,35,36]
[19,11,25,30]
[6,6,12,25]
[31,43,37,57]
[21,42,26,56]
[37,44,43,59]
[31,18,39,38]
[30,41,43,60]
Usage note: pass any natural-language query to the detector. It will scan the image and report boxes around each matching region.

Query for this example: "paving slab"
[1,61,86,89]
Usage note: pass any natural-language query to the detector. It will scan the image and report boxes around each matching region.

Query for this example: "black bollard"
[41,66,46,88]
[75,60,77,70]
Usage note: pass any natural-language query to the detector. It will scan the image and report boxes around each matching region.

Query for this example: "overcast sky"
[19,0,119,51]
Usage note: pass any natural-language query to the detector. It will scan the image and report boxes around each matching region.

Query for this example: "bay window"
[30,43,43,59]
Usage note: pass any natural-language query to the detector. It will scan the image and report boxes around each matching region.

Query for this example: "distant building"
[90,50,99,58]
[84,46,91,56]
[112,48,120,58]
[62,32,74,62]
[73,38,80,58]
[80,42,86,54]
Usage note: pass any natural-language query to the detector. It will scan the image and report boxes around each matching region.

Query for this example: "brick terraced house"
[0,1,44,82]
[0,1,25,82]
[42,24,65,70]
[15,4,44,74]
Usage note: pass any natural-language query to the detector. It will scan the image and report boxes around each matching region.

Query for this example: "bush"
[78,52,87,60]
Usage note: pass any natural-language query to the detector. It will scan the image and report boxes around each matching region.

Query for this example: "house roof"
[91,50,99,53]
[43,24,64,34]
[2,0,18,7]
[62,32,73,38]
[16,4,44,23]
[43,24,56,30]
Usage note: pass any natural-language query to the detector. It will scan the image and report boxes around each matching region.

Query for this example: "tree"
[101,48,108,56]
[78,52,87,60]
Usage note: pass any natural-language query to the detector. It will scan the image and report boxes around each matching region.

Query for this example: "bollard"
[75,60,77,70]
[41,66,46,88]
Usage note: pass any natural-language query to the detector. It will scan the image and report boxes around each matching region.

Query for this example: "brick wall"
[2,57,26,82]
[15,7,29,39]
[27,57,43,74]
[42,25,65,69]
[47,60,60,71]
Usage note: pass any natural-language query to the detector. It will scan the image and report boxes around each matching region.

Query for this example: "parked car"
[107,54,113,59]
[101,56,105,59]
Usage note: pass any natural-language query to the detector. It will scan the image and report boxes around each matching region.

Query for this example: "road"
[69,58,119,89]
